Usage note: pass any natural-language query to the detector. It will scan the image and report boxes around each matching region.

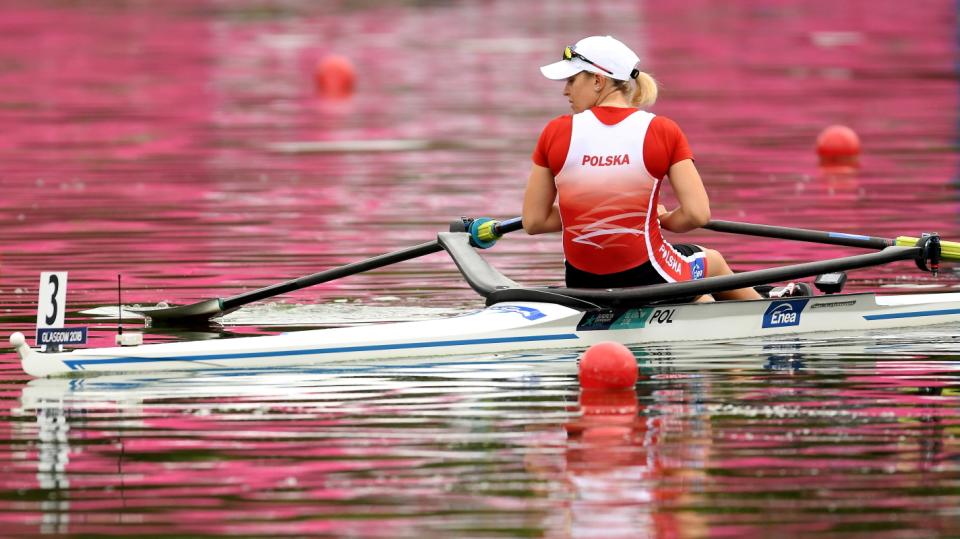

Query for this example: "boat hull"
[13,292,960,377]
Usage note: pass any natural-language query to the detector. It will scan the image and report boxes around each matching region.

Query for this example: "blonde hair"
[604,71,659,108]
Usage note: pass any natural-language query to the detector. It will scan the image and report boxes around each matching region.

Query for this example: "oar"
[703,220,960,263]
[130,217,525,324]
[487,245,928,307]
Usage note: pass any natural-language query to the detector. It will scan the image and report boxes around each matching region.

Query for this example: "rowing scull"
[10,291,960,377]
[11,226,960,377]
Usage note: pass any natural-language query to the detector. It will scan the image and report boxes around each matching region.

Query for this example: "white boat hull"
[12,292,960,377]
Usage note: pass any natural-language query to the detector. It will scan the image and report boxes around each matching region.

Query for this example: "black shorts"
[565,244,704,289]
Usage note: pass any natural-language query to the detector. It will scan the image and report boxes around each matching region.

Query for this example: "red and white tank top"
[555,109,706,282]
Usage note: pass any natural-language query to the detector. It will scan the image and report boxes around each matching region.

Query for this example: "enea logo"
[488,305,546,321]
[762,300,809,329]
[690,258,705,280]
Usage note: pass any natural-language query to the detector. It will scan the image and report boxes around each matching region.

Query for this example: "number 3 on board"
[36,272,67,332]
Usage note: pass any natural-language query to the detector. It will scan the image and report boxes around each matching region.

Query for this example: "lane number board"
[36,272,67,332]
[35,271,87,348]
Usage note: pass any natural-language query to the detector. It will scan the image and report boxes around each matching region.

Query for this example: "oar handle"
[703,220,892,250]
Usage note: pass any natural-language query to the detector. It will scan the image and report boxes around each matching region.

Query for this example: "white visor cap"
[540,36,641,82]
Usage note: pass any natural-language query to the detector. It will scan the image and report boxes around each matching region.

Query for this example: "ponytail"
[605,71,659,108]
[630,71,658,108]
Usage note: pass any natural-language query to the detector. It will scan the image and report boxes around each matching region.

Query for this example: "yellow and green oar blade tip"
[893,236,960,263]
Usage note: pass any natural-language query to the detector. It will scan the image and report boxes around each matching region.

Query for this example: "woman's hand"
[659,159,711,233]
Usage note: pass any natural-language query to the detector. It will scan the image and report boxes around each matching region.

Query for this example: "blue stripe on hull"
[64,333,581,370]
[864,308,960,321]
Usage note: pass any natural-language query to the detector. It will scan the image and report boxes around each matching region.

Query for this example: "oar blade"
[126,299,226,325]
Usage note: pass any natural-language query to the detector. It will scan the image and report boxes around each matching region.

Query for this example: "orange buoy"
[578,341,638,390]
[816,125,861,165]
[314,55,356,98]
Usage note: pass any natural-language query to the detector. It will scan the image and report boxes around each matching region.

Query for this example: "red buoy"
[568,388,639,439]
[816,125,861,165]
[314,55,356,98]
[579,341,638,390]
[579,388,639,417]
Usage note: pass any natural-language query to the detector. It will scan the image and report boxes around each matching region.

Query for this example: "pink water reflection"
[2,341,954,537]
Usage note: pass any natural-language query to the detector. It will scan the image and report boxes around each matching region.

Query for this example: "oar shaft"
[495,216,524,235]
[221,216,527,311]
[489,246,923,306]
[703,220,892,250]
[137,216,527,324]
[221,241,443,310]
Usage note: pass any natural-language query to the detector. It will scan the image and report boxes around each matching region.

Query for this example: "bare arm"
[658,159,711,233]
[521,164,563,234]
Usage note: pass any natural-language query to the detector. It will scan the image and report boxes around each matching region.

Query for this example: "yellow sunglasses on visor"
[562,46,613,75]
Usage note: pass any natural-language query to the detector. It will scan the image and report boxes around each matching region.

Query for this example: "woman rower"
[521,35,762,302]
